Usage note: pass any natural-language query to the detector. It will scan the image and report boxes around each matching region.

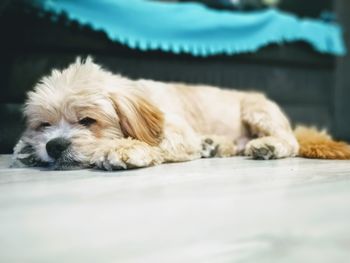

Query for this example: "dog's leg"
[161,115,238,161]
[241,93,299,159]
[201,135,237,158]
[90,116,206,170]
[90,138,164,170]
[158,116,203,163]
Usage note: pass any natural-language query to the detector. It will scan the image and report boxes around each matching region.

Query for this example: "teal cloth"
[38,0,346,56]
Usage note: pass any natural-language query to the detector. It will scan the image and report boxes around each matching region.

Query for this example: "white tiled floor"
[1,155,350,263]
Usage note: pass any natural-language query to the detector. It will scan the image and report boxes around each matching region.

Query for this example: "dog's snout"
[46,137,71,159]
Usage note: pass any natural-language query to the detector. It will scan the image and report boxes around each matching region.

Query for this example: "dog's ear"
[110,91,164,146]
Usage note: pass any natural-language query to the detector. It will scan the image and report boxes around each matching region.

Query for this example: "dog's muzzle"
[46,137,71,160]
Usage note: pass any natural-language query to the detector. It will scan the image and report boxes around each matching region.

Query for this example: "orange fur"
[294,126,350,159]
[111,93,164,146]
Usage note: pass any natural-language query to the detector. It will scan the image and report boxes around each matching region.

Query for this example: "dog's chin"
[47,153,92,170]
[16,155,86,170]
[13,143,90,170]
[49,159,84,170]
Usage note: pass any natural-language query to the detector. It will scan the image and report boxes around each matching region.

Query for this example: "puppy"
[13,57,350,170]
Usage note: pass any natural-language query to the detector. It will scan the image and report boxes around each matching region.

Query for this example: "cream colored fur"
[13,57,299,170]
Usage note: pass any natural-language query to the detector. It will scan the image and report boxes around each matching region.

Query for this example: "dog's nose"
[46,137,71,159]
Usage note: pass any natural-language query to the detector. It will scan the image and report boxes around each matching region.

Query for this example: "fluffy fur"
[294,126,350,159]
[12,57,350,170]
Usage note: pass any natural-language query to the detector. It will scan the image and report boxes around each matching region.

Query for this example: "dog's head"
[13,58,164,169]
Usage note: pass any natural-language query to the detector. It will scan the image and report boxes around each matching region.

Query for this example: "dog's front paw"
[244,137,292,160]
[90,139,163,171]
[91,148,127,171]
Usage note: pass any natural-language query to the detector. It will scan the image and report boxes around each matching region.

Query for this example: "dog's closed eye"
[36,122,51,130]
[78,117,96,127]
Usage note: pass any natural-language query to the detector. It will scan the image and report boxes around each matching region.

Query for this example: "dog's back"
[138,79,247,139]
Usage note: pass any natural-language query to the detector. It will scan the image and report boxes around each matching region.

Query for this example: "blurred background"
[0,0,349,153]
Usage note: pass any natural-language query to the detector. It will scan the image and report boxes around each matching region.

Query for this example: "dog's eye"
[37,122,51,130]
[79,117,96,127]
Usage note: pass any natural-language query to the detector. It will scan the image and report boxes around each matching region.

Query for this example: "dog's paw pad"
[201,138,219,158]
[245,137,292,160]
[249,144,276,160]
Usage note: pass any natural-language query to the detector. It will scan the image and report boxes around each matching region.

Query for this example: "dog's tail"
[294,126,350,159]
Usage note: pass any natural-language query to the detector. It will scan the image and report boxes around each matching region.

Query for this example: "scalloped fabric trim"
[38,0,346,56]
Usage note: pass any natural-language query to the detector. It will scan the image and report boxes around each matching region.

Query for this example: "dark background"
[0,0,349,154]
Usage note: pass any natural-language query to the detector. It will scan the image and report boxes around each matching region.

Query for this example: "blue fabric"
[38,0,346,56]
